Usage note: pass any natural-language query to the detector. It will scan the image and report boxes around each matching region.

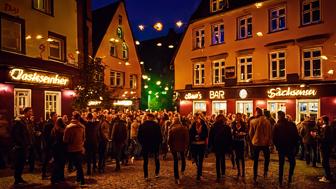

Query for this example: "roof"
[92,1,121,56]
[190,0,265,22]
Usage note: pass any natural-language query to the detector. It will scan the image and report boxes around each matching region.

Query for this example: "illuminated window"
[117,27,123,39]
[238,15,252,39]
[302,48,322,78]
[45,91,61,119]
[270,6,286,32]
[110,43,117,57]
[212,101,227,115]
[236,101,253,116]
[0,13,24,53]
[194,63,205,85]
[14,89,31,117]
[302,0,321,25]
[130,74,137,89]
[193,101,206,114]
[212,23,224,44]
[297,99,319,122]
[110,71,124,87]
[194,28,205,49]
[211,0,225,13]
[33,0,53,16]
[213,59,225,84]
[269,51,286,80]
[122,42,128,59]
[48,32,65,62]
[237,56,252,82]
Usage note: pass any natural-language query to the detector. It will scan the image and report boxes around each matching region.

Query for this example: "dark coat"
[168,123,189,152]
[318,124,334,148]
[232,120,247,142]
[111,119,128,148]
[300,120,318,145]
[189,120,208,145]
[209,121,232,154]
[273,118,299,153]
[51,127,66,153]
[11,117,32,150]
[43,119,54,149]
[85,120,99,149]
[138,120,162,153]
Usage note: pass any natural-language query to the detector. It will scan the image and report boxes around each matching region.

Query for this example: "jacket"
[138,120,162,153]
[111,119,128,148]
[44,119,55,149]
[232,120,247,142]
[249,115,272,146]
[85,120,99,148]
[189,120,208,145]
[11,116,32,149]
[98,120,110,142]
[319,124,334,147]
[168,123,189,152]
[63,120,85,153]
[209,121,232,154]
[273,118,299,153]
[300,120,318,145]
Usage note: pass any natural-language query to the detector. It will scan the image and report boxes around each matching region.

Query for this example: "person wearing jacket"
[97,114,110,173]
[273,111,299,186]
[111,115,128,171]
[249,107,272,184]
[168,115,189,184]
[85,113,99,175]
[138,113,162,180]
[189,113,208,181]
[11,107,33,185]
[42,112,57,179]
[63,112,85,185]
[300,116,318,167]
[318,116,334,183]
[232,113,248,178]
[209,114,232,182]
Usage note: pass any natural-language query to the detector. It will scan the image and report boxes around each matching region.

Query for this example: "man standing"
[42,112,57,179]
[300,116,318,167]
[63,112,85,185]
[249,107,272,184]
[111,114,127,171]
[11,107,33,185]
[273,111,299,186]
[138,113,162,180]
[85,113,99,175]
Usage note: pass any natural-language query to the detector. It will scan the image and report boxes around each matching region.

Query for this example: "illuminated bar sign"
[9,68,69,86]
[113,100,133,106]
[184,92,202,100]
[88,100,102,106]
[209,90,225,99]
[267,87,317,98]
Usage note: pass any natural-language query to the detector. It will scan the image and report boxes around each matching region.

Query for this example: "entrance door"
[14,89,31,117]
[267,101,286,120]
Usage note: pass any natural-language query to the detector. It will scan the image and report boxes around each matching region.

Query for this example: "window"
[194,28,205,49]
[267,100,287,121]
[212,23,224,45]
[194,63,205,85]
[45,91,61,119]
[237,56,252,82]
[130,74,137,89]
[302,0,321,25]
[236,100,253,116]
[117,27,123,39]
[213,59,225,84]
[238,15,252,39]
[0,13,25,53]
[211,0,225,12]
[14,89,31,117]
[269,51,286,80]
[110,43,117,57]
[270,6,286,32]
[297,99,319,122]
[193,101,206,114]
[212,101,227,115]
[118,15,122,25]
[122,42,128,59]
[33,0,53,16]
[110,71,124,87]
[302,48,322,78]
[48,32,66,62]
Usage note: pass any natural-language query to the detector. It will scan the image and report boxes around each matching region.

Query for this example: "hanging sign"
[267,87,317,98]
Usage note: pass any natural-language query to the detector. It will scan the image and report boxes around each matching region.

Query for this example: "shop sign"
[209,90,225,99]
[239,89,248,99]
[9,68,69,86]
[113,100,133,106]
[184,92,202,100]
[88,100,102,106]
[267,87,317,99]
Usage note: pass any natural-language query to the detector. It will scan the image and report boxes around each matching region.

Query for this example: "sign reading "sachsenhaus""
[267,87,317,98]
[9,68,69,86]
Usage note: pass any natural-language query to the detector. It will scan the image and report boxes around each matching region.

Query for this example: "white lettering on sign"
[184,92,202,100]
[209,90,225,99]
[267,87,317,98]
[88,101,102,106]
[9,68,69,86]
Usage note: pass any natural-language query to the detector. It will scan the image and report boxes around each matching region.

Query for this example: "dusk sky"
[92,0,201,41]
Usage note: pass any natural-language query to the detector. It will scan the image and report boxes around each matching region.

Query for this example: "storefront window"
[14,89,31,117]
[297,99,319,121]
[45,91,61,119]
[193,101,206,114]
[267,100,286,120]
[212,101,227,115]
[236,100,253,117]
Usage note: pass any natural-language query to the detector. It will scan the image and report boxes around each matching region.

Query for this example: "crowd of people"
[0,106,335,187]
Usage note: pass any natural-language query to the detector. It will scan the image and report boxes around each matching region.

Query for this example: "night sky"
[92,0,201,41]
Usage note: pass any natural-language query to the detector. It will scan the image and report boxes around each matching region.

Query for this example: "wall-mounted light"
[255,2,263,8]
[25,35,32,40]
[256,32,263,37]
[36,35,43,39]
[321,55,328,60]
[328,69,334,75]
[168,45,174,48]
[0,84,9,92]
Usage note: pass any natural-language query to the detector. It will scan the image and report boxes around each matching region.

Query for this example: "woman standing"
[189,114,208,181]
[50,117,67,184]
[232,113,247,178]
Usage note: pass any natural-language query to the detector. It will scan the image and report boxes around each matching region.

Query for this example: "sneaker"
[319,176,330,183]
[175,179,180,185]
[155,174,160,178]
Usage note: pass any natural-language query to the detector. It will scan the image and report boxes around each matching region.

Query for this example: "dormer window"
[211,0,225,13]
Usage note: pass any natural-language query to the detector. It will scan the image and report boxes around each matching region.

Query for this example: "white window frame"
[193,101,207,115]
[193,63,205,85]
[48,35,65,62]
[122,42,128,59]
[194,28,205,49]
[33,0,53,15]
[130,74,137,89]
[110,71,124,87]
[269,6,286,32]
[302,47,322,79]
[269,51,286,80]
[211,23,224,45]
[212,59,225,84]
[236,100,253,116]
[110,43,117,57]
[237,56,252,82]
[267,100,287,121]
[14,88,31,117]
[44,91,61,120]
[212,101,227,115]
[238,15,252,39]
[296,99,320,123]
[302,0,321,25]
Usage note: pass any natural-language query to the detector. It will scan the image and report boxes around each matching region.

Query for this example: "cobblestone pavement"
[0,153,335,189]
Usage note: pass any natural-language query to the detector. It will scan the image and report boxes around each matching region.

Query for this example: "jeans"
[14,148,26,181]
[278,150,296,183]
[253,146,270,180]
[305,143,317,166]
[142,151,160,178]
[172,151,186,179]
[321,145,332,179]
[68,152,84,183]
[215,153,226,179]
[191,144,205,178]
[85,143,97,174]
[234,141,245,175]
[51,148,66,183]
[98,141,107,171]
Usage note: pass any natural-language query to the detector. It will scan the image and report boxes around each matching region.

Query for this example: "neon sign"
[184,92,202,100]
[209,90,225,99]
[9,68,69,86]
[88,100,102,106]
[113,100,133,106]
[267,87,317,98]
